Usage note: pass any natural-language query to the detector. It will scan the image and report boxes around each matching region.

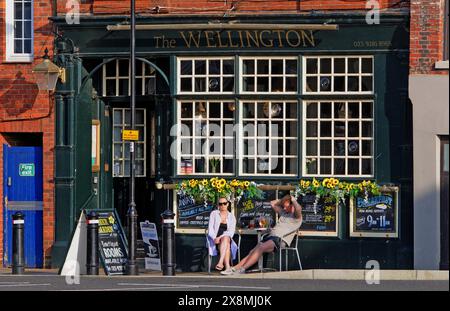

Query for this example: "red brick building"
[409,0,449,270]
[0,0,54,267]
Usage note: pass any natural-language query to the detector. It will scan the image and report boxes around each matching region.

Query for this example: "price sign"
[350,186,399,238]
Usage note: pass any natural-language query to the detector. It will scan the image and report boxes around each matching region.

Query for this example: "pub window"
[240,57,298,93]
[240,101,298,176]
[178,57,235,94]
[5,0,33,62]
[112,108,146,177]
[102,59,156,96]
[303,56,374,94]
[303,101,374,177]
[178,101,235,175]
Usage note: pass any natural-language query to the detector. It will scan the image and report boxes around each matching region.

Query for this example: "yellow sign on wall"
[122,130,139,141]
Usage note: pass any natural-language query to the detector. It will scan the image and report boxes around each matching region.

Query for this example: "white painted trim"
[303,55,374,94]
[177,57,235,95]
[302,100,375,177]
[435,60,449,70]
[5,0,34,63]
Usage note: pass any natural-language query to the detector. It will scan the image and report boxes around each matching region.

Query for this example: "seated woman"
[228,194,302,274]
[206,197,238,275]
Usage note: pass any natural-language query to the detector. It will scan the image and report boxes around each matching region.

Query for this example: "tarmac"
[0,268,448,281]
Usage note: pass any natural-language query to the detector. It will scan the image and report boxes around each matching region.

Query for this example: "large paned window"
[5,0,33,62]
[240,101,298,176]
[303,101,374,177]
[240,57,298,93]
[304,56,374,94]
[178,57,235,94]
[102,59,156,96]
[176,55,375,178]
[113,108,146,177]
[178,101,235,175]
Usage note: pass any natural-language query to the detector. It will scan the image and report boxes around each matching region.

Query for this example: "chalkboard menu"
[97,211,128,275]
[297,194,339,237]
[236,191,276,230]
[350,188,399,238]
[177,193,214,229]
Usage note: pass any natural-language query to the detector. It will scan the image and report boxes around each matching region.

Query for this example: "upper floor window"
[102,59,156,96]
[304,56,374,94]
[240,57,298,94]
[5,0,33,62]
[178,57,235,94]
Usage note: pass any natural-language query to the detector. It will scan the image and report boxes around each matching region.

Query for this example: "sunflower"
[244,181,250,188]
[312,179,320,188]
[219,179,227,187]
[201,179,208,187]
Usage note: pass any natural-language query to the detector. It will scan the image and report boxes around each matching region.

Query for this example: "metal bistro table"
[248,227,277,273]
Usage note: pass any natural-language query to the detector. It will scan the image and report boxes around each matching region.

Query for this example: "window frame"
[177,56,235,95]
[102,59,156,97]
[112,108,147,178]
[239,56,298,94]
[303,56,374,95]
[177,100,236,176]
[238,100,299,177]
[302,100,375,178]
[5,0,34,62]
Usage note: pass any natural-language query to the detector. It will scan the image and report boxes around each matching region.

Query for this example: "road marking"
[0,283,51,288]
[60,286,194,291]
[0,282,30,284]
[117,283,271,290]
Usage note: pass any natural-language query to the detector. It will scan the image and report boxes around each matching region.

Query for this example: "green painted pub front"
[50,13,412,270]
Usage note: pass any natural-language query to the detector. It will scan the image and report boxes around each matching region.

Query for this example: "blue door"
[3,145,43,268]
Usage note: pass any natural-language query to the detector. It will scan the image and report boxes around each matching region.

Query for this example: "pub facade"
[6,0,412,270]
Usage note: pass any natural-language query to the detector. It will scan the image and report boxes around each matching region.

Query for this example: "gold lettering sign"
[155,30,315,49]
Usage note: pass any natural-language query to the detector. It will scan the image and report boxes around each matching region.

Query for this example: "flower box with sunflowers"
[176,178,264,206]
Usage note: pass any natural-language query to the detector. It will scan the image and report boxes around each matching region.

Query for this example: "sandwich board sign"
[140,221,161,271]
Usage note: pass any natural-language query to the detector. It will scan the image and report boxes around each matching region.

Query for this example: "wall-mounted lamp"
[32,48,66,92]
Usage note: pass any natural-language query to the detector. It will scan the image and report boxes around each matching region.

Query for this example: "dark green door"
[110,104,158,237]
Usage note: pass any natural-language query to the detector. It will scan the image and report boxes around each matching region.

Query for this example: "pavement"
[0,268,448,281]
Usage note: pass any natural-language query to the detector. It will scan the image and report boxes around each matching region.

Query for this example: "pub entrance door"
[109,102,158,238]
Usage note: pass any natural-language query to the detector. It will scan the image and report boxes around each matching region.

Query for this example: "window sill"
[4,54,34,63]
[435,60,449,70]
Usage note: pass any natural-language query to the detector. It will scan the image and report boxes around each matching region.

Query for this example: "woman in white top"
[206,197,238,273]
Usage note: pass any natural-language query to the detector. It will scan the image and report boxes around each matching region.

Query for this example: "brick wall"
[59,0,409,15]
[0,0,54,267]
[410,0,448,75]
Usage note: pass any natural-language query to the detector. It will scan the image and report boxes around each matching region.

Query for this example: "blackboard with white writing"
[97,211,128,275]
[177,193,214,229]
[236,191,275,229]
[352,193,396,235]
[297,194,338,236]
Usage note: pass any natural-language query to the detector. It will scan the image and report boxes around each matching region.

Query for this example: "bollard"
[161,208,176,276]
[86,211,99,275]
[12,212,25,275]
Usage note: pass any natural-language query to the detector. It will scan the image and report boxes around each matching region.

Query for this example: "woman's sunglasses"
[218,202,228,206]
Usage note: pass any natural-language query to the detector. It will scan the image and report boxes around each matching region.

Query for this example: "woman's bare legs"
[233,241,275,270]
[216,236,231,269]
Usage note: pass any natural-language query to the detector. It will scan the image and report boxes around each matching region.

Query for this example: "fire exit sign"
[19,163,35,177]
